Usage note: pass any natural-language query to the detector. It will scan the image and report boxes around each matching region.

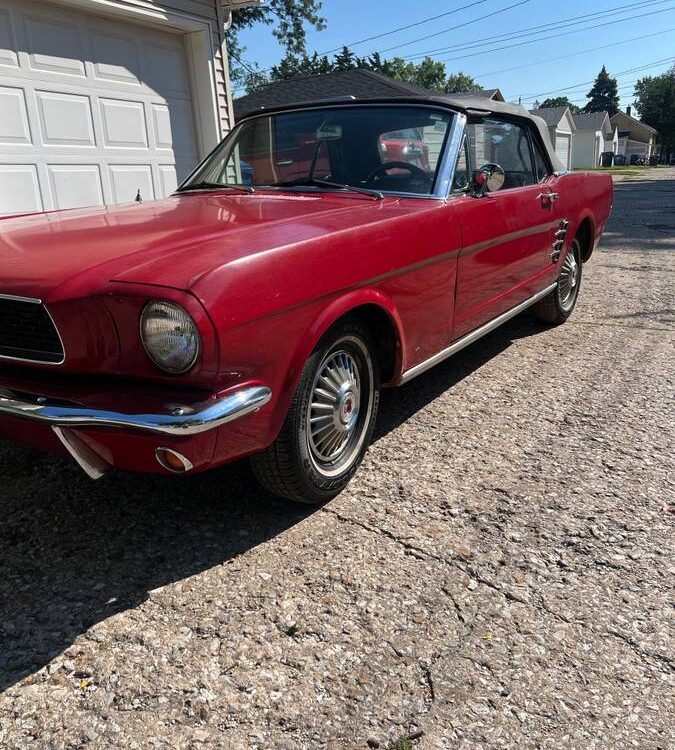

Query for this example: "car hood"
[0,191,403,302]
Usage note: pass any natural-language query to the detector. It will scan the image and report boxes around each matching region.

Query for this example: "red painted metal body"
[0,147,612,475]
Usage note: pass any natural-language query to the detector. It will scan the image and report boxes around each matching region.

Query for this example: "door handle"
[538,192,560,204]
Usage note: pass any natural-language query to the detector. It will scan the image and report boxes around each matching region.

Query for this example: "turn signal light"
[155,448,193,474]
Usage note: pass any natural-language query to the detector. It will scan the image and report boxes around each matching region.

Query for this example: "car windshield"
[181,105,454,197]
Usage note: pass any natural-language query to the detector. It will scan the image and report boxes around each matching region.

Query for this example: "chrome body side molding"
[398,283,557,385]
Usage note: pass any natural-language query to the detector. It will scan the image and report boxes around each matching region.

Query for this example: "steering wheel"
[365,161,430,185]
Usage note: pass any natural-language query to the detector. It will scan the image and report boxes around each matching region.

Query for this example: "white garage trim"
[44,0,221,157]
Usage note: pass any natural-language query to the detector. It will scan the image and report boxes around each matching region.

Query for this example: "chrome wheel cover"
[306,337,373,478]
[558,242,580,311]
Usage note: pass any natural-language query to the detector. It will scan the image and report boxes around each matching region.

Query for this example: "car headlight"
[140,301,200,374]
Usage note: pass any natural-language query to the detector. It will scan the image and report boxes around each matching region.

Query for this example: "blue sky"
[234,0,675,108]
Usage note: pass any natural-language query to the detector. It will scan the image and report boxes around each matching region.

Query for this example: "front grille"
[0,297,65,364]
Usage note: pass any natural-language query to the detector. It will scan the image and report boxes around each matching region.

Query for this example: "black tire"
[532,237,583,325]
[251,319,380,504]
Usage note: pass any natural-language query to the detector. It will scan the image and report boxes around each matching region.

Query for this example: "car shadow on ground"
[0,313,548,692]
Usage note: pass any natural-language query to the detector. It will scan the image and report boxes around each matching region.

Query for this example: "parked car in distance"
[0,96,613,504]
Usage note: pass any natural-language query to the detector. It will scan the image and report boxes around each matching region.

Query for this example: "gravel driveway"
[1,169,673,750]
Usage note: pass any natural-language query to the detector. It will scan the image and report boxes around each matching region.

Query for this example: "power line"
[437,5,675,64]
[474,25,675,78]
[236,0,529,80]
[516,56,675,100]
[376,0,534,55]
[319,0,496,55]
[401,0,670,61]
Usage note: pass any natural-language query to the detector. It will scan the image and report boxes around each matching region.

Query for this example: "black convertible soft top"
[239,94,564,173]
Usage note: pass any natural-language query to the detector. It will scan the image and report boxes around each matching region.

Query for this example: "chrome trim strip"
[437,112,466,199]
[52,426,111,480]
[0,294,66,366]
[0,293,42,304]
[398,284,557,385]
[0,385,272,436]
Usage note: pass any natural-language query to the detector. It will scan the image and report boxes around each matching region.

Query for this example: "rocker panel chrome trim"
[398,284,557,385]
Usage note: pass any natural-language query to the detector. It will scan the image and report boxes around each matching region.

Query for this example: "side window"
[465,118,536,189]
[378,113,450,174]
[532,136,551,183]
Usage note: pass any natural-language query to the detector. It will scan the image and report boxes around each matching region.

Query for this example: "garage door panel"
[47,164,103,209]
[0,0,200,216]
[0,7,19,68]
[158,165,178,196]
[0,86,32,145]
[109,164,154,203]
[0,164,42,213]
[35,91,95,146]
[24,13,86,77]
[144,41,190,97]
[163,100,198,159]
[90,26,142,86]
[100,98,148,149]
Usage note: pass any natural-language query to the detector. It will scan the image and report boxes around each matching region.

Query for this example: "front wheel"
[532,237,583,324]
[251,320,380,504]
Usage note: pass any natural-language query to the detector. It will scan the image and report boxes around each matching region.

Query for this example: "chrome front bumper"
[0,384,272,479]
[0,385,271,435]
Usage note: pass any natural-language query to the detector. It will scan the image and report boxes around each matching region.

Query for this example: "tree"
[445,73,482,94]
[584,65,619,115]
[262,48,481,97]
[539,96,581,114]
[634,64,675,155]
[228,1,326,90]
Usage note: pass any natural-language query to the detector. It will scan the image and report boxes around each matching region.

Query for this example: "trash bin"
[600,151,614,167]
[614,154,626,166]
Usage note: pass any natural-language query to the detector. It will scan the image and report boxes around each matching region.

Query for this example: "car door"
[452,117,562,340]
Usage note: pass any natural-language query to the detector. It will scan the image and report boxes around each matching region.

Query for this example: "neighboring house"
[450,88,505,103]
[235,72,505,119]
[572,111,618,169]
[611,107,658,161]
[234,69,432,119]
[529,106,576,170]
[0,0,258,217]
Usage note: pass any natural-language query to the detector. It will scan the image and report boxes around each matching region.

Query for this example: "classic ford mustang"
[0,95,612,503]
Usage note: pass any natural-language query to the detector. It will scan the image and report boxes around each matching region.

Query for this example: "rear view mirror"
[316,124,342,140]
[472,163,505,197]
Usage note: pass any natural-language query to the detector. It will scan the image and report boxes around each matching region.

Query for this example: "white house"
[611,107,658,161]
[0,0,258,217]
[571,111,618,169]
[529,106,576,171]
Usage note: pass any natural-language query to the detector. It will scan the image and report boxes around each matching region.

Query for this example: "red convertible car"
[0,96,612,504]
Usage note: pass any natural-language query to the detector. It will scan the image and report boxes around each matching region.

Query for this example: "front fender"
[266,288,406,442]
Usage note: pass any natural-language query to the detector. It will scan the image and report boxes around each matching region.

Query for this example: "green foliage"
[539,96,581,114]
[584,65,620,115]
[228,1,326,90]
[634,65,675,153]
[265,49,480,96]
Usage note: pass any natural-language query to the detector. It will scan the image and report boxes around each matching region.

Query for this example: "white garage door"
[555,134,571,171]
[0,0,199,216]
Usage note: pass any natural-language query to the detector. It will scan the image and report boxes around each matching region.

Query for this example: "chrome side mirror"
[472,163,506,197]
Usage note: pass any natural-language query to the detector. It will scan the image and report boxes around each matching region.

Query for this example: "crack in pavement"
[322,507,674,676]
